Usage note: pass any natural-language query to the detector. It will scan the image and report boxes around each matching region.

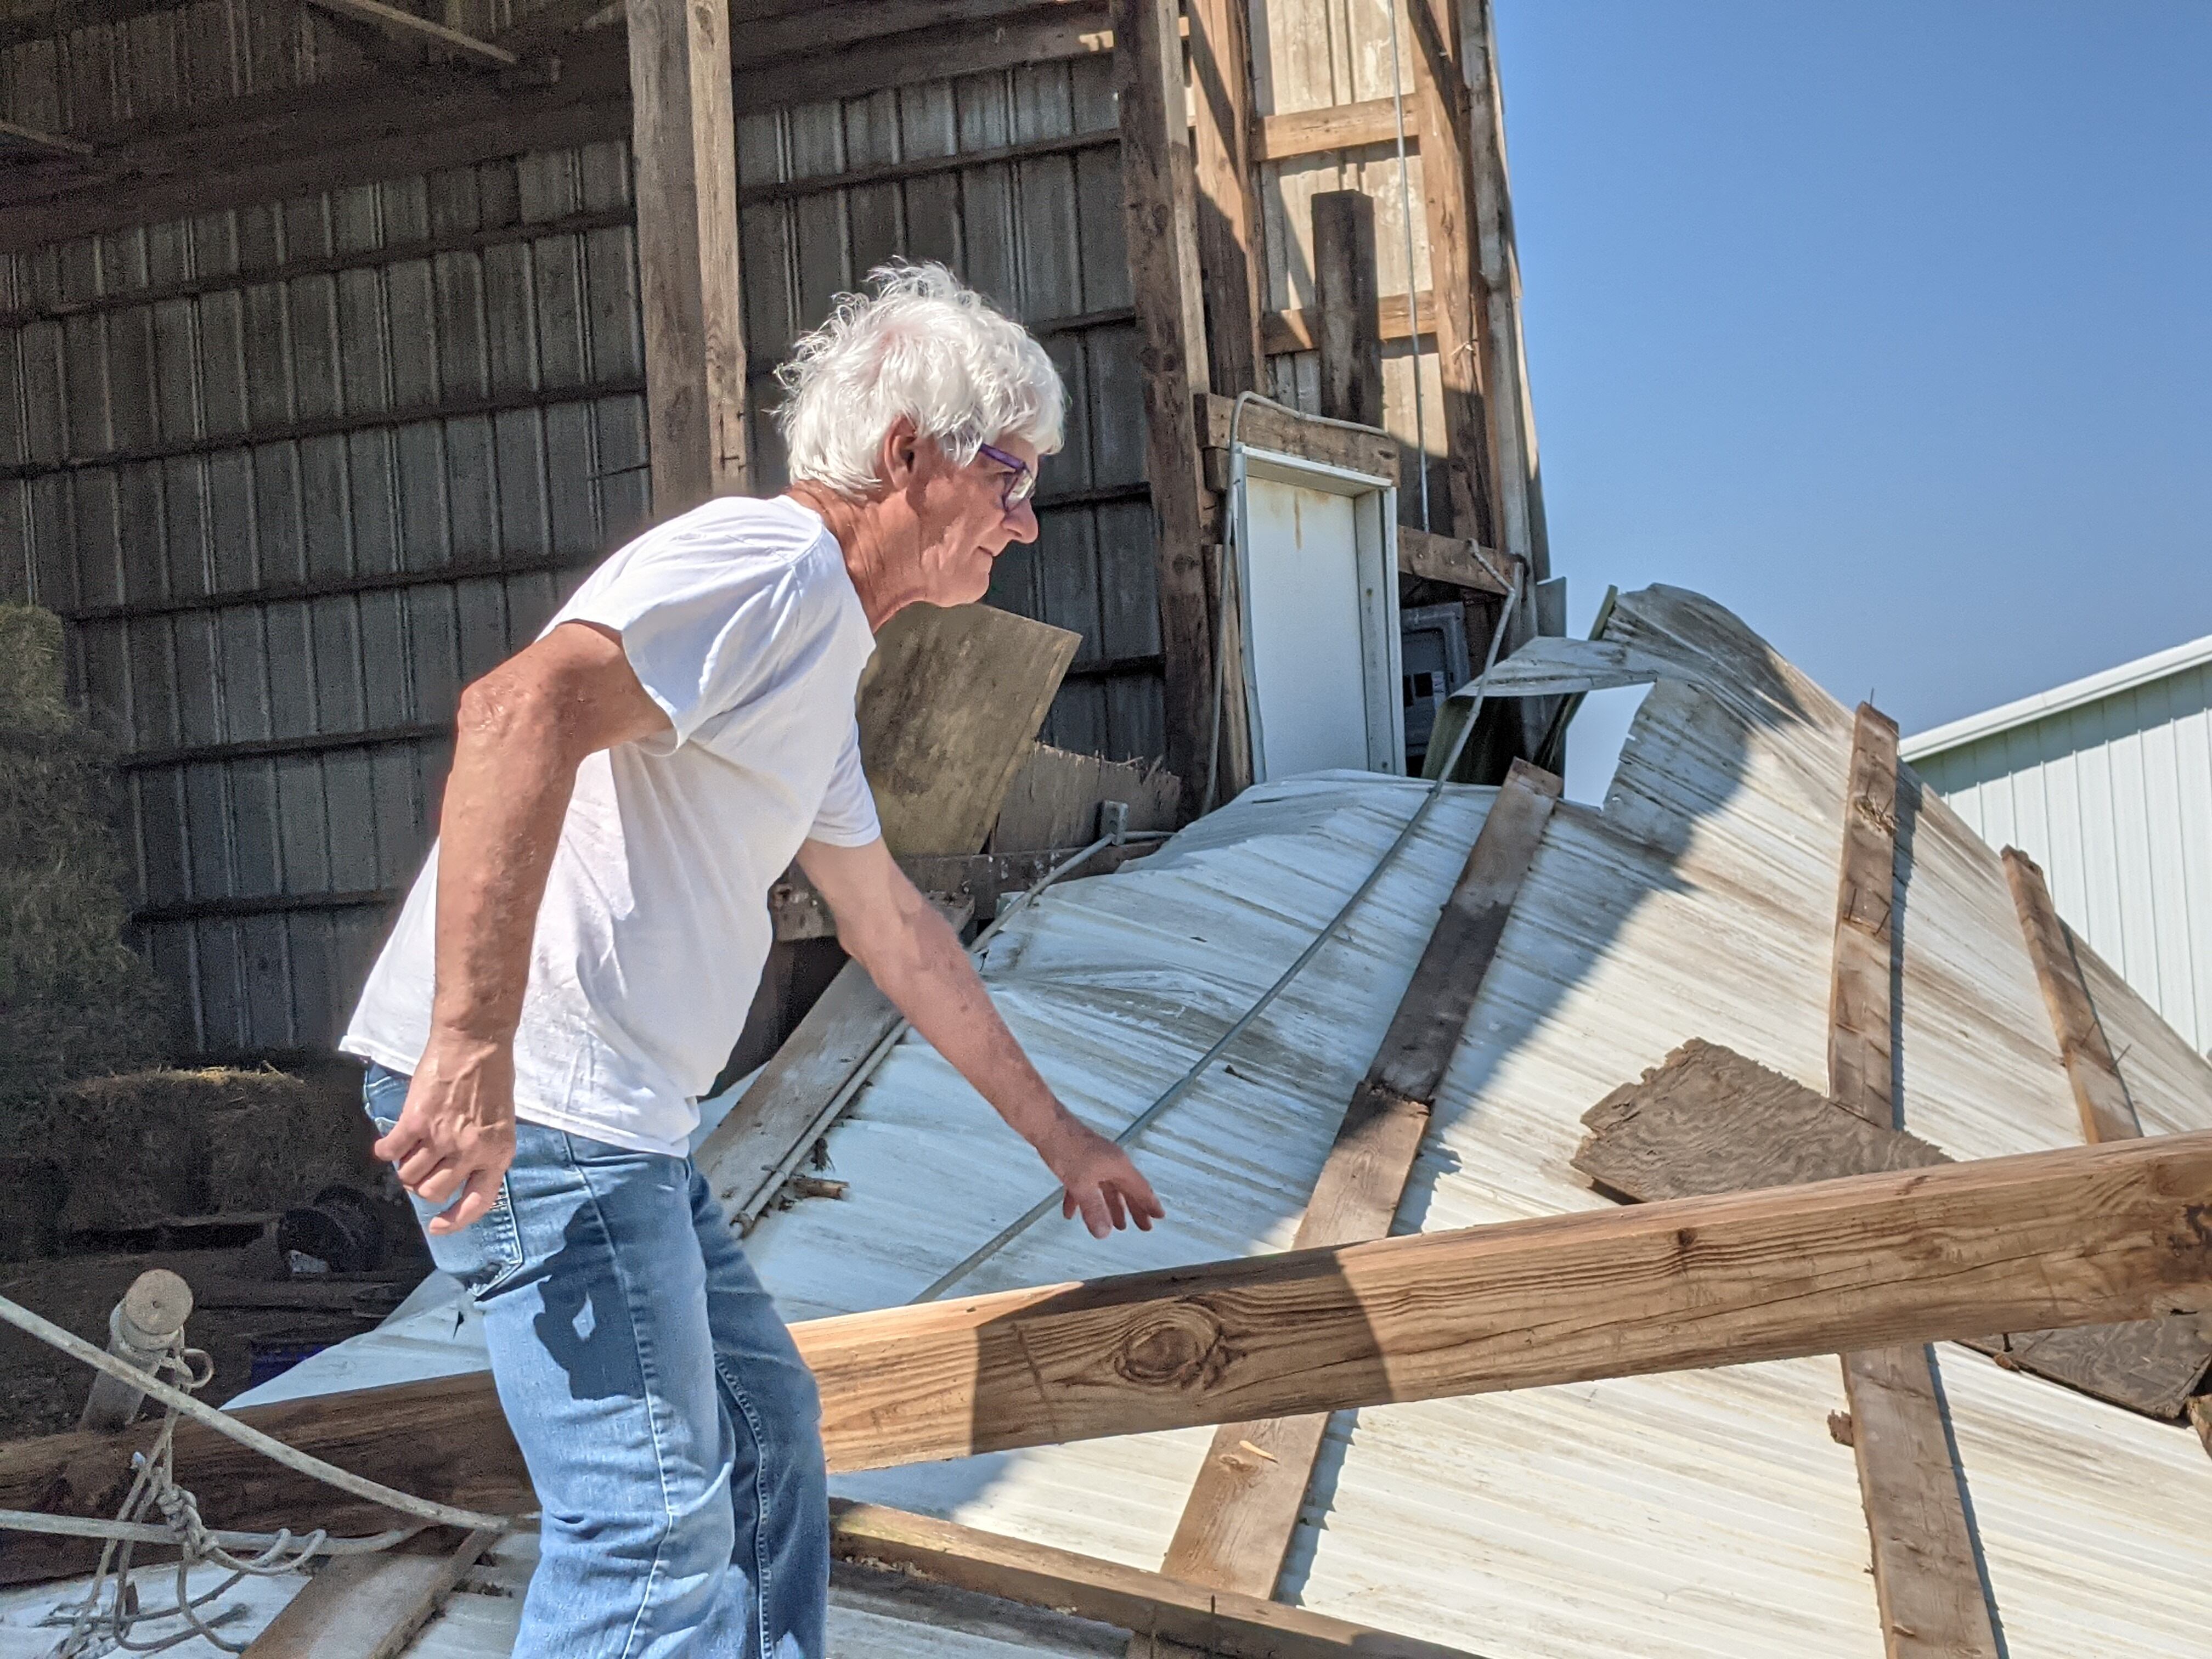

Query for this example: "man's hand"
[1034,1111,1166,1239]
[374,1033,518,1235]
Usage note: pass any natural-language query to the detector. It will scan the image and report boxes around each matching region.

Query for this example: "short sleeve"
[556,553,791,757]
[806,720,882,848]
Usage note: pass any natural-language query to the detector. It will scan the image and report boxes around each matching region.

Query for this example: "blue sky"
[1488,2,2210,795]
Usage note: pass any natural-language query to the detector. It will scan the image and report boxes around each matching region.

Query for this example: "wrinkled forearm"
[428,685,582,1048]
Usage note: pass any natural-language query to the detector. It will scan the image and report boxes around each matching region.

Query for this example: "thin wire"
[735,832,1124,1223]
[914,712,1485,1306]
[0,1292,514,1536]
[1384,0,1431,532]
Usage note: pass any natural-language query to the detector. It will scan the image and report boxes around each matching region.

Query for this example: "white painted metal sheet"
[1908,652,2212,1054]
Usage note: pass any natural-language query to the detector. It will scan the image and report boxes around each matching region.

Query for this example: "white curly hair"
[774,262,1066,497]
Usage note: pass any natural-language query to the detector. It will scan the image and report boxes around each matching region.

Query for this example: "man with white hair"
[341,263,1165,1658]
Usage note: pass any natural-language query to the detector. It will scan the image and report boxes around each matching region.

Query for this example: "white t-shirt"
[342,495,882,1156]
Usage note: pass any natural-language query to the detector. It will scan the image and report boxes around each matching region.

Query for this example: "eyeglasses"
[974,441,1036,514]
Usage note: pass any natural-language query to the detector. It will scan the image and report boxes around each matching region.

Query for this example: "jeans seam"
[712,1355,777,1659]
[564,1131,680,1659]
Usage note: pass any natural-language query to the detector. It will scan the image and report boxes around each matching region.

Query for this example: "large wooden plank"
[1262,290,1435,356]
[628,0,749,514]
[1252,98,1421,163]
[1837,1347,1999,1659]
[1195,392,1399,484]
[8,1128,2212,1584]
[1404,0,1490,542]
[1396,524,1511,596]
[242,1525,500,1659]
[990,744,1181,853]
[832,1500,1485,1659]
[1159,761,1560,1600]
[1114,0,1218,813]
[2003,847,2141,1144]
[695,959,902,1223]
[1311,190,1383,429]
[1819,702,2000,1659]
[1574,1040,1950,1204]
[1830,703,1901,1128]
[1572,1041,2212,1419]
[857,603,1081,857]
[1188,0,1264,395]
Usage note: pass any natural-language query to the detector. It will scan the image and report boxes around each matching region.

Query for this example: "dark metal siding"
[0,54,1156,1058]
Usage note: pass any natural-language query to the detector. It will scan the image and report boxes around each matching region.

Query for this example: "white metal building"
[1901,634,2212,1056]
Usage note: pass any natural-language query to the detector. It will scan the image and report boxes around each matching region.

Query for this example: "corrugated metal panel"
[745,586,2212,1658]
[22,586,2207,1658]
[1909,659,2212,1054]
[1250,0,1451,527]
[731,56,1161,763]
[0,140,651,1056]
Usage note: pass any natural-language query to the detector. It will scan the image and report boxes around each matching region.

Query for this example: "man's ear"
[879,416,921,489]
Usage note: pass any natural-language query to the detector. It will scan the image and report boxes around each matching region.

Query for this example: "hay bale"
[0,1157,66,1260]
[202,1068,379,1213]
[27,1073,203,1235]
[0,603,172,1123]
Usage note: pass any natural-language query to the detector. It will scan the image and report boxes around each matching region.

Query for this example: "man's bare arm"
[796,837,1164,1239]
[377,620,669,1233]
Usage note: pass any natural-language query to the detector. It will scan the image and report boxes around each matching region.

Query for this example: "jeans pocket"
[365,1100,527,1300]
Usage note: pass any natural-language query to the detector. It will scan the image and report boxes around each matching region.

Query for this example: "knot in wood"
[1114,1301,1238,1391]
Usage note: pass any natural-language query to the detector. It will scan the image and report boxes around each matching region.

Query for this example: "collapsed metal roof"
[8,585,2209,1659]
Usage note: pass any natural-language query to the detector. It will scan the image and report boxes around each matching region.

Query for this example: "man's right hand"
[375,1032,518,1235]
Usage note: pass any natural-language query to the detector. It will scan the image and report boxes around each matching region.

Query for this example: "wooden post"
[1114,0,1218,813]
[1458,0,1544,580]
[1829,704,1900,1128]
[1403,0,1491,545]
[1311,190,1383,428]
[1824,704,2002,1659]
[1156,760,1559,1604]
[2002,848,2141,1144]
[628,0,749,518]
[1187,0,1264,396]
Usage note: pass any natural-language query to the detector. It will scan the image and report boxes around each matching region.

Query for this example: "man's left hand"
[1035,1113,1166,1239]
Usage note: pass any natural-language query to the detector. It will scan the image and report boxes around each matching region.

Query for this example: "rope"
[0,1292,516,1657]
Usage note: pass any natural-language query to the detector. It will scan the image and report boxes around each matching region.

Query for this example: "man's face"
[899,428,1042,606]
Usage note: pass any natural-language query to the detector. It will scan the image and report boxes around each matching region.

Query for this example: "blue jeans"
[363,1064,828,1659]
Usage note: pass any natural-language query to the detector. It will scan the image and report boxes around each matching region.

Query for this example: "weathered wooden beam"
[1263,290,1435,356]
[1114,0,1217,815]
[1830,703,1901,1128]
[300,0,518,66]
[831,1500,1485,1659]
[1459,0,1543,578]
[1252,97,1420,163]
[1188,0,1264,395]
[1403,0,1490,543]
[241,1525,501,1659]
[1158,761,1559,1601]
[1195,391,1399,483]
[2002,848,2140,1144]
[1821,704,2001,1659]
[7,1128,2212,1585]
[1396,524,1511,595]
[1311,190,1383,428]
[628,0,748,514]
[1837,1346,1999,1659]
[1572,1040,2212,1420]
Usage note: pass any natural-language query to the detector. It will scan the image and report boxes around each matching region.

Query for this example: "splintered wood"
[1572,1041,2212,1419]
